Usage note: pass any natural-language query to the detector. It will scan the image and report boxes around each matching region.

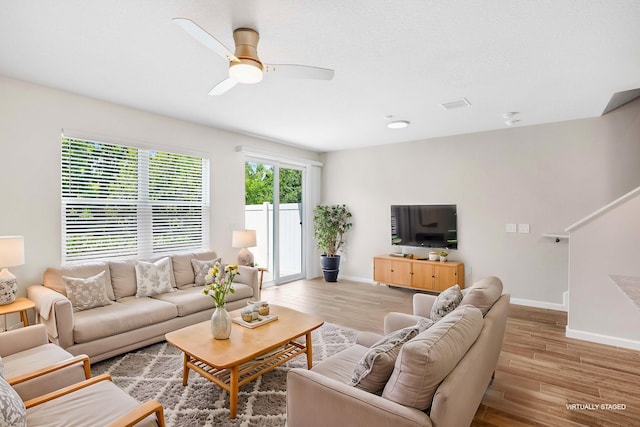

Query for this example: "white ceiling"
[1,1,639,153]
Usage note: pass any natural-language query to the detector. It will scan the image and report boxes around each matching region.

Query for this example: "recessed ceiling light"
[387,120,410,129]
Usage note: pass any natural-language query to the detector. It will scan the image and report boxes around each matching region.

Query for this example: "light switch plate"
[518,224,530,233]
[506,223,517,233]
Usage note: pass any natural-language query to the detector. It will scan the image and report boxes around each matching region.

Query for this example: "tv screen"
[391,205,458,249]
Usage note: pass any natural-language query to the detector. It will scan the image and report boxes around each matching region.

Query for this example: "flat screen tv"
[391,204,458,249]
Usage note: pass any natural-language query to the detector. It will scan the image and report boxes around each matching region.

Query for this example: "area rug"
[91,322,359,427]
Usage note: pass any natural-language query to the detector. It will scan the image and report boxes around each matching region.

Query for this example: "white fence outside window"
[244,203,302,280]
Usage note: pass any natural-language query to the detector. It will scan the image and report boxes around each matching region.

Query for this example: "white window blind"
[61,136,209,262]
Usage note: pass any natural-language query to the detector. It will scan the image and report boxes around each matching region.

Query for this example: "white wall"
[566,188,640,349]
[0,76,320,297]
[320,98,640,308]
[2,74,639,313]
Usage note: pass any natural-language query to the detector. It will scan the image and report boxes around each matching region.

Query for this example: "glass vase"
[211,304,232,339]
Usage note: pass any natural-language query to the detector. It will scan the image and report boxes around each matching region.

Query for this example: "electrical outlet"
[506,223,517,233]
[518,224,530,234]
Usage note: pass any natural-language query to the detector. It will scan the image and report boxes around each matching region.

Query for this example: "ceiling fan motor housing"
[232,28,263,70]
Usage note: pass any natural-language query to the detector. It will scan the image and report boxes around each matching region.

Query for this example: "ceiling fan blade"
[172,18,238,62]
[208,77,238,96]
[264,64,334,80]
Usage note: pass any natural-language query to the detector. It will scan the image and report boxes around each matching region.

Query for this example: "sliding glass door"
[244,160,304,285]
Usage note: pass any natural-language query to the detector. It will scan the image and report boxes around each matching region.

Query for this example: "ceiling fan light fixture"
[229,61,263,84]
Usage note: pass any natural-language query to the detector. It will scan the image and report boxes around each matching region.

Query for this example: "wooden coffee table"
[165,305,324,419]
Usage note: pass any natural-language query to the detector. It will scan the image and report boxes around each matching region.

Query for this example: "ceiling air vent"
[440,98,471,111]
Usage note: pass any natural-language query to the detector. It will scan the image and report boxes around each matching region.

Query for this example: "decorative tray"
[232,314,278,329]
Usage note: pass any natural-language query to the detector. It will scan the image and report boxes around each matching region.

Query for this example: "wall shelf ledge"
[543,233,569,242]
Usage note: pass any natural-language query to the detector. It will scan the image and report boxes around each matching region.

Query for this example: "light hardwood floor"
[262,278,640,427]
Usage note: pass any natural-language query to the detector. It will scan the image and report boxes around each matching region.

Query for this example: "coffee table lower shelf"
[184,340,306,390]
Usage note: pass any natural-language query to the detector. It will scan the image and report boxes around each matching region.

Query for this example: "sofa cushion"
[348,319,434,393]
[0,375,26,427]
[151,287,215,317]
[25,379,157,427]
[72,297,178,343]
[108,259,137,300]
[3,343,89,401]
[63,271,113,312]
[312,344,370,384]
[0,356,4,378]
[135,257,175,297]
[382,305,483,411]
[43,262,115,301]
[191,258,221,286]
[172,250,218,287]
[3,344,74,379]
[460,276,503,315]
[430,284,463,321]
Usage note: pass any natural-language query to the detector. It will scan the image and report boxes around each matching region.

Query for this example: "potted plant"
[439,251,448,262]
[313,204,353,282]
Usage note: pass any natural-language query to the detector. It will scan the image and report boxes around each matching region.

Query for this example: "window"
[61,136,209,262]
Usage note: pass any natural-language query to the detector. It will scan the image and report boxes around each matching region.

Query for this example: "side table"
[0,297,35,328]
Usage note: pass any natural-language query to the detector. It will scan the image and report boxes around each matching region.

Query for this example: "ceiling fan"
[173,18,335,96]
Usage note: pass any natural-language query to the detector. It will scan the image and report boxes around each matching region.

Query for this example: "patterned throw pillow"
[0,375,26,427]
[430,284,463,321]
[135,257,175,297]
[63,271,112,312]
[191,258,221,286]
[348,318,434,393]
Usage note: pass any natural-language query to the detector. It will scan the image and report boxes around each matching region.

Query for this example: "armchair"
[1,373,165,426]
[0,324,90,400]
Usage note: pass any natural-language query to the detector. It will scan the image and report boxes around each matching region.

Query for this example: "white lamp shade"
[232,230,257,249]
[0,236,25,268]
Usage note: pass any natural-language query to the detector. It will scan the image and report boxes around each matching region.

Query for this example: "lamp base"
[0,268,17,305]
[237,248,255,267]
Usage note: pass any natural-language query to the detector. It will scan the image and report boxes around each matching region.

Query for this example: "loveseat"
[287,277,509,427]
[27,250,259,362]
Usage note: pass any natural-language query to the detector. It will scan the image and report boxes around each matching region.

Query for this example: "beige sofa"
[287,277,509,427]
[27,251,259,362]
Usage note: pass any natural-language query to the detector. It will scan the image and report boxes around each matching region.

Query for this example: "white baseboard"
[565,327,640,351]
[510,297,568,312]
[338,275,378,285]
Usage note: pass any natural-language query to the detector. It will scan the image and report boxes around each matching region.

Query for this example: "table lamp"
[232,230,257,267]
[0,235,25,305]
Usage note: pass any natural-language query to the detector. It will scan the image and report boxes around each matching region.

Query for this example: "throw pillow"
[62,271,112,312]
[430,284,463,321]
[382,305,483,411]
[417,317,436,332]
[191,258,221,286]
[135,257,175,297]
[349,322,423,393]
[0,375,27,427]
